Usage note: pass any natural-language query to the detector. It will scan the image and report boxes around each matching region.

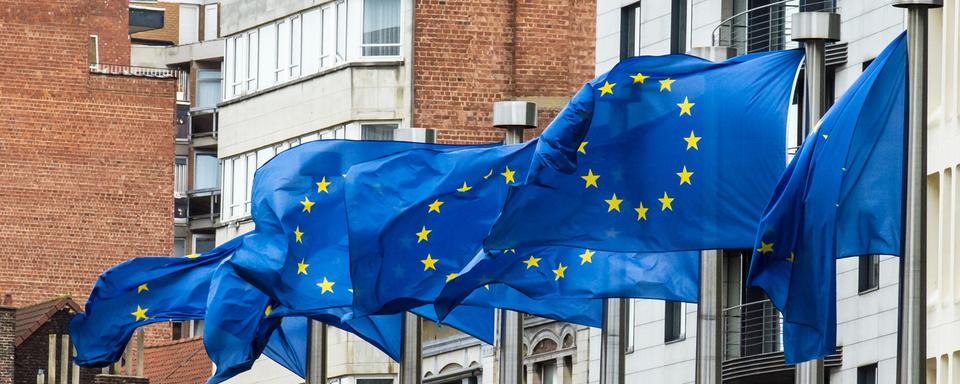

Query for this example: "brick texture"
[0,308,13,384]
[13,308,101,384]
[0,0,174,311]
[413,0,596,144]
[141,338,210,384]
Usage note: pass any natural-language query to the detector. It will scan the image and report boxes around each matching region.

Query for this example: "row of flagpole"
[308,2,939,383]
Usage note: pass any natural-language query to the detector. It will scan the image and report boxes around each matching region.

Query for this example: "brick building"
[0,0,176,383]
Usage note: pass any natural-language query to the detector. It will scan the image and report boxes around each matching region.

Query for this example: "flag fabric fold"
[69,235,248,366]
[746,33,906,364]
[483,50,805,253]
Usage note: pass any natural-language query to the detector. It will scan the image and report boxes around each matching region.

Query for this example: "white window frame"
[88,35,99,69]
[289,15,302,78]
[275,18,291,83]
[245,30,259,91]
[359,0,402,58]
[192,233,215,254]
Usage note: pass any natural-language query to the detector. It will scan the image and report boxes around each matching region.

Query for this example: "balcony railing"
[722,299,783,361]
[711,0,838,55]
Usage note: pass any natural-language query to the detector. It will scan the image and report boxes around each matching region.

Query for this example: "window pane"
[173,238,186,256]
[361,123,397,141]
[321,6,335,67]
[362,0,401,56]
[336,0,347,62]
[224,37,235,98]
[204,4,218,40]
[664,301,683,342]
[246,30,259,91]
[194,153,220,190]
[246,154,256,214]
[859,255,880,293]
[174,156,188,197]
[290,16,302,77]
[196,68,222,109]
[221,158,233,218]
[232,157,246,217]
[277,20,291,82]
[541,363,557,384]
[88,36,99,66]
[259,24,277,89]
[302,9,321,75]
[857,364,878,384]
[193,235,215,253]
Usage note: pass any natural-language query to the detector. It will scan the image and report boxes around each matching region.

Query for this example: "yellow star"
[185,253,200,259]
[634,202,649,221]
[659,78,675,92]
[294,226,304,243]
[505,249,517,254]
[137,284,149,294]
[501,166,516,184]
[416,226,432,243]
[786,252,795,262]
[579,249,595,265]
[598,81,615,96]
[300,196,315,213]
[427,199,444,213]
[317,277,335,294]
[822,134,829,140]
[676,166,694,186]
[684,131,701,150]
[757,241,774,254]
[552,263,567,280]
[523,255,542,269]
[581,169,600,189]
[677,97,695,116]
[483,169,494,179]
[297,258,309,275]
[264,305,272,316]
[421,254,438,271]
[604,193,623,212]
[578,141,588,154]
[131,305,149,321]
[658,192,674,211]
[316,177,332,193]
[631,72,649,84]
[457,182,472,193]
[445,273,458,282]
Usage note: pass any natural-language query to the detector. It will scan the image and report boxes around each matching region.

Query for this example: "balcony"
[187,188,221,231]
[190,108,218,149]
[711,0,845,63]
[721,299,841,382]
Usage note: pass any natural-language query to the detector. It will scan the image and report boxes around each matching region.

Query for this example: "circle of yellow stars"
[290,175,339,296]
[590,73,700,220]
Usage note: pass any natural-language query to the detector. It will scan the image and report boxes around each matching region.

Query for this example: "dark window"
[858,255,880,293]
[801,0,836,11]
[670,0,687,54]
[857,363,878,384]
[357,379,394,384]
[620,3,641,60]
[361,124,397,141]
[171,321,184,340]
[664,300,683,342]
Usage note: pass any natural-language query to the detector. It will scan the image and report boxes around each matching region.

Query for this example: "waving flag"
[228,140,496,343]
[483,50,804,253]
[747,33,906,364]
[69,235,248,366]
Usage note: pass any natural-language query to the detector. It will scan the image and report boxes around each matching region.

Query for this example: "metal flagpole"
[492,100,537,384]
[687,46,736,384]
[400,312,423,384]
[600,298,627,384]
[892,1,940,383]
[306,320,327,384]
[790,11,840,384]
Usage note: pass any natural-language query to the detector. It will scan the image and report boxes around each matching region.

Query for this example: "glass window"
[664,301,684,343]
[336,0,348,62]
[245,153,257,214]
[224,36,235,98]
[246,30,259,91]
[231,157,246,218]
[204,4,218,40]
[194,153,220,191]
[322,5,336,67]
[362,0,401,56]
[857,364,878,384]
[290,15,302,77]
[619,4,640,59]
[221,158,233,219]
[626,299,636,352]
[193,234,215,253]
[174,156,188,197]
[859,255,880,293]
[231,34,245,96]
[302,9,322,75]
[276,19,291,82]
[258,24,277,89]
[361,123,397,140]
[196,68,222,109]
[540,362,557,384]
[88,35,99,67]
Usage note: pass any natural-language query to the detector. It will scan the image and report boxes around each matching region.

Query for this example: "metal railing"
[722,299,783,361]
[711,0,838,55]
[89,63,179,78]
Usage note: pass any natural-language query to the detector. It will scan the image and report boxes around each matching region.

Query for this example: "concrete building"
[210,0,596,383]
[595,0,959,383]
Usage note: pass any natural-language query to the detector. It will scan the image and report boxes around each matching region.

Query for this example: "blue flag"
[263,317,308,379]
[435,248,699,320]
[205,253,405,383]
[227,140,496,343]
[483,50,804,253]
[69,235,247,366]
[746,33,906,364]
[346,141,606,327]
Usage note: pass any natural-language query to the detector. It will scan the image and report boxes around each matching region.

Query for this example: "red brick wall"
[0,308,12,384]
[0,0,174,309]
[413,0,596,144]
[13,311,101,384]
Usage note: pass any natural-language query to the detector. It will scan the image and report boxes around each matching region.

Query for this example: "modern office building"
[595,0,960,383]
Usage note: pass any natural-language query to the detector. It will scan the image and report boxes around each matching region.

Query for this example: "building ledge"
[423,332,482,357]
[217,60,404,108]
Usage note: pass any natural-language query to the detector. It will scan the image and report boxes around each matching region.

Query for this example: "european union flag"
[483,50,804,253]
[205,259,404,382]
[346,141,606,328]
[435,248,699,321]
[70,234,248,366]
[263,317,308,379]
[227,140,496,342]
[746,33,905,364]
